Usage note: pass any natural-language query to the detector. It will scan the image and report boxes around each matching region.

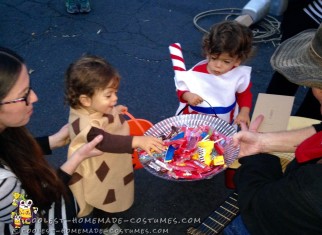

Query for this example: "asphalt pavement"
[0,0,309,234]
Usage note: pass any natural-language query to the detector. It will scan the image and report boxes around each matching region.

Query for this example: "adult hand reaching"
[60,135,103,174]
[49,124,70,150]
[232,115,264,158]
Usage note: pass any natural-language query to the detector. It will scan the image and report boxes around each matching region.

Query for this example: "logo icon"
[11,193,38,233]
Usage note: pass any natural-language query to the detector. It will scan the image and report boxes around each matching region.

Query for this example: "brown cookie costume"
[68,107,134,217]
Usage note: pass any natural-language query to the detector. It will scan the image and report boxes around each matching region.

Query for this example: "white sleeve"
[0,168,23,223]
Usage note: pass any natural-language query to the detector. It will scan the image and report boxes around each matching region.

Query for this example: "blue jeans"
[223,215,251,235]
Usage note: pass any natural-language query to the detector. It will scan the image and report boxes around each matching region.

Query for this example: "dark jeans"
[222,215,251,235]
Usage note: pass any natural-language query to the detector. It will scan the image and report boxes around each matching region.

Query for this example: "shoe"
[103,223,121,235]
[66,0,79,14]
[79,0,91,13]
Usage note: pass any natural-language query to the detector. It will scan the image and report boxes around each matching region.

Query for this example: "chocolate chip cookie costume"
[68,107,134,217]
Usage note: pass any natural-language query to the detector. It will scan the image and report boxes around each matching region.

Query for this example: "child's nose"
[213,60,222,68]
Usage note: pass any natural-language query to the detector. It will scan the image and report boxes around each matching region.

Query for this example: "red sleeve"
[177,89,189,103]
[236,82,252,108]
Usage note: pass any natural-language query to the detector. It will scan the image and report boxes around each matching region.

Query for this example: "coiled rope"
[193,8,281,45]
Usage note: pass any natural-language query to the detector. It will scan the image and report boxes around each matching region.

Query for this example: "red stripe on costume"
[173,66,186,71]
[170,54,185,63]
[169,43,182,50]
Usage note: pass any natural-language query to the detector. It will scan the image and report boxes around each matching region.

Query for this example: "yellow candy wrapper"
[213,155,225,166]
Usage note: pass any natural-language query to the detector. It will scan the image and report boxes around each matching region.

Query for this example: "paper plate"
[139,114,239,181]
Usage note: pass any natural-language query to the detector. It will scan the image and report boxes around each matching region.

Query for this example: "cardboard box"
[251,93,294,132]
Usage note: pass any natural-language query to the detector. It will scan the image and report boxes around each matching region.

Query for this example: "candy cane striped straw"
[169,43,186,72]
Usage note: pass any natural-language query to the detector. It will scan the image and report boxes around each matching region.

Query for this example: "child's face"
[207,53,241,76]
[85,84,118,114]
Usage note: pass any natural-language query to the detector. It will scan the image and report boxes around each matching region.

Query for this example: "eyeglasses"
[0,87,32,106]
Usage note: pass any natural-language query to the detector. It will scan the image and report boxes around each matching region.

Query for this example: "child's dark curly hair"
[202,20,254,62]
[64,55,120,109]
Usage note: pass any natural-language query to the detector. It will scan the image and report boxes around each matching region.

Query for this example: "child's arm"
[87,127,164,156]
[236,82,252,126]
[177,90,203,106]
[177,89,188,103]
[181,91,203,106]
[87,126,134,153]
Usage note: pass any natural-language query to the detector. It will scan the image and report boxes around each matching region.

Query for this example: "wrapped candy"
[145,125,229,179]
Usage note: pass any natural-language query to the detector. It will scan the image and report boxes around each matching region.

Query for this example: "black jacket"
[235,125,322,235]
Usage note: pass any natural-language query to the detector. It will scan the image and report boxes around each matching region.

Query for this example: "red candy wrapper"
[145,125,229,179]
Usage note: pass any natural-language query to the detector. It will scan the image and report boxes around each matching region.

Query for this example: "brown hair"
[0,47,66,210]
[202,20,254,62]
[64,55,121,109]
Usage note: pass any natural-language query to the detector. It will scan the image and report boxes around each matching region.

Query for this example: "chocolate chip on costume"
[95,161,109,182]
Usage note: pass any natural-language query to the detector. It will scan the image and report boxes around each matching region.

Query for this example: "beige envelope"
[251,93,294,132]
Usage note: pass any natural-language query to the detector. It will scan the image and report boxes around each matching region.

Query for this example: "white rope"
[193,8,282,45]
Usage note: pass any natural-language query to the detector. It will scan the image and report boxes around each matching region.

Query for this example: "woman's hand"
[49,124,70,150]
[74,135,104,160]
[60,135,103,174]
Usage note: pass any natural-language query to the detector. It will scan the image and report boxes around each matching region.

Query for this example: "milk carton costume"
[169,43,252,125]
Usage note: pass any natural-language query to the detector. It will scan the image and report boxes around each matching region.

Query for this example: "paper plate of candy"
[138,114,239,181]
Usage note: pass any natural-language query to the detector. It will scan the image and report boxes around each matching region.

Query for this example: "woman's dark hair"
[0,47,66,209]
[0,47,24,101]
[64,55,120,109]
[202,20,254,62]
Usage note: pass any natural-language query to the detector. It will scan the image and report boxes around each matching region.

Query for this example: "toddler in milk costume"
[173,20,254,127]
[64,55,164,218]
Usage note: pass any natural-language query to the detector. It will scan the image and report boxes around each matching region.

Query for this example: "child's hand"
[234,108,250,126]
[132,136,164,156]
[182,92,203,106]
[234,114,250,126]
[116,104,128,113]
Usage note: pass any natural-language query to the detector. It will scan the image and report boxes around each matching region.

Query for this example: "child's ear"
[234,59,242,67]
[79,95,92,107]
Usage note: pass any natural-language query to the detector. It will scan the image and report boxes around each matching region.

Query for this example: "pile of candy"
[140,125,231,180]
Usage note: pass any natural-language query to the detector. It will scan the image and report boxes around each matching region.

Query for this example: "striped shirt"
[0,167,84,235]
[304,0,322,24]
[0,135,102,234]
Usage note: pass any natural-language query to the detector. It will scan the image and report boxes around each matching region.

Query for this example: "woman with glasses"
[0,47,104,235]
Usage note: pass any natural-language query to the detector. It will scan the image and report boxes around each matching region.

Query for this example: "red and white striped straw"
[169,43,186,72]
